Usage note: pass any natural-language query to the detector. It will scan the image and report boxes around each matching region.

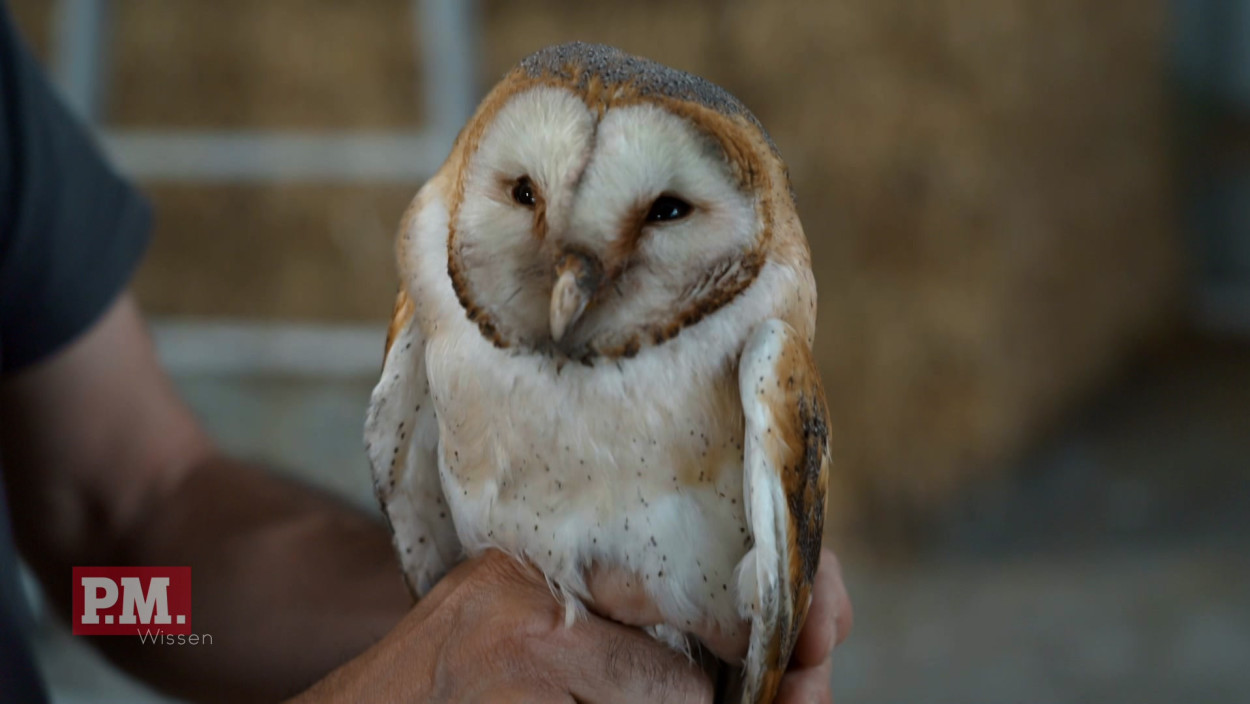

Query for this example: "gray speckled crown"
[516,42,778,155]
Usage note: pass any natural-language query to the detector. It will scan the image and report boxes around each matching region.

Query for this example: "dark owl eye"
[645,195,692,223]
[511,177,537,207]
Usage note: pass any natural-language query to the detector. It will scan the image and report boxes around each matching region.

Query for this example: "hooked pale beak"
[549,251,602,342]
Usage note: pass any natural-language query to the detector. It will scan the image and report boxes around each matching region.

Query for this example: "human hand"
[290,549,713,703]
[588,547,853,703]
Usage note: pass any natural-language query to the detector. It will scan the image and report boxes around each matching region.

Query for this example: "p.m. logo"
[72,567,191,636]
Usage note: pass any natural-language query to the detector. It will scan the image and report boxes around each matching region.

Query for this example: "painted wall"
[1174,0,1250,328]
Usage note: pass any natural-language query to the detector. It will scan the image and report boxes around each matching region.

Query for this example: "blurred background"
[8,0,1249,701]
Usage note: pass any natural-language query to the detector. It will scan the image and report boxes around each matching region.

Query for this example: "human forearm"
[0,295,413,701]
[100,453,412,703]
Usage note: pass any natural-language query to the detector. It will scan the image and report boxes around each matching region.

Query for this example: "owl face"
[447,85,768,361]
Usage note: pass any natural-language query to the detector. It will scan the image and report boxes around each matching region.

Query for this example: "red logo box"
[72,567,192,636]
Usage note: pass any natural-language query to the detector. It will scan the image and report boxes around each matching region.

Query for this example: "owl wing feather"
[735,319,831,704]
[365,288,460,597]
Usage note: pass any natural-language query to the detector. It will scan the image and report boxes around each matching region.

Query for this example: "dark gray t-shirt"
[0,3,150,701]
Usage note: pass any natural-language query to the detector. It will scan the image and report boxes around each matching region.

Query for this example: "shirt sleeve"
[0,7,150,373]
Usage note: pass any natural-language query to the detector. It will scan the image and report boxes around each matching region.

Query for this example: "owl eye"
[511,177,537,207]
[645,195,692,223]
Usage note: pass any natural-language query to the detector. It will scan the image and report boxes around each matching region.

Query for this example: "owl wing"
[734,319,831,704]
[364,288,460,597]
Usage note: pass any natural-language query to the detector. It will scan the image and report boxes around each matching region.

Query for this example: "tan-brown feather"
[753,328,831,704]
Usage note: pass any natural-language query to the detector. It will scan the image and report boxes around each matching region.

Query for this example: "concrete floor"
[27,342,1250,703]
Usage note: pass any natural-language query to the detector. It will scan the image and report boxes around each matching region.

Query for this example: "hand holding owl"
[291,550,714,703]
[292,548,850,703]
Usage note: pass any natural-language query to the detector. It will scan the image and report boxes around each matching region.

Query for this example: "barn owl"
[365,43,830,703]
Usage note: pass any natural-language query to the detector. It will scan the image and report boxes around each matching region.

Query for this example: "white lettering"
[80,577,118,625]
[119,577,171,625]
[136,629,213,645]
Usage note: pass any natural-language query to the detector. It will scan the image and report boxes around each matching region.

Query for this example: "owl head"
[435,43,807,362]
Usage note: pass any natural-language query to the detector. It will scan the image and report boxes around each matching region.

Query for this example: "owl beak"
[550,251,601,342]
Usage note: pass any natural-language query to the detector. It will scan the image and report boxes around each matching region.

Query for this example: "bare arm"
[0,293,411,702]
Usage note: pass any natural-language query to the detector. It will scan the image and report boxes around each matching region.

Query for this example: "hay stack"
[12,0,1183,543]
